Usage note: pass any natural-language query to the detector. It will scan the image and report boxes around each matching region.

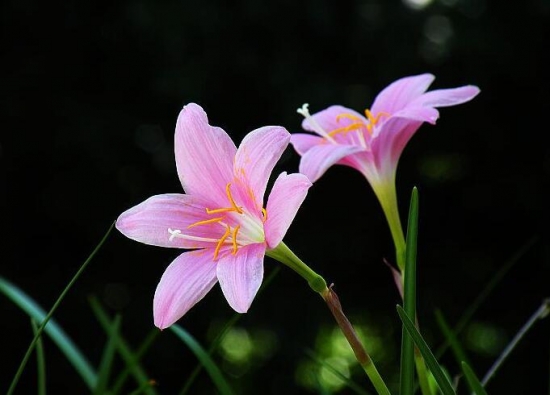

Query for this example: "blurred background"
[2,0,549,393]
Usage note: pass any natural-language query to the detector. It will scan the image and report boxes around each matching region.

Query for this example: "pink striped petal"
[298,143,365,182]
[265,172,312,248]
[233,126,290,208]
[371,74,435,115]
[411,85,480,108]
[302,105,365,136]
[290,133,323,155]
[153,251,218,329]
[175,103,237,205]
[116,194,222,249]
[216,243,266,313]
[388,106,440,126]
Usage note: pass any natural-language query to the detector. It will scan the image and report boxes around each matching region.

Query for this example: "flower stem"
[322,286,391,395]
[267,243,391,395]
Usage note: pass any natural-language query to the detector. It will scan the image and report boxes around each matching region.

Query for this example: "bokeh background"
[2,0,549,393]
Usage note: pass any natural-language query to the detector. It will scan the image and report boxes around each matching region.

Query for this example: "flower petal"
[290,133,324,155]
[265,172,311,248]
[389,106,441,126]
[233,126,290,208]
[411,85,481,108]
[371,74,435,115]
[175,103,237,204]
[216,243,266,313]
[116,194,222,249]
[153,250,218,329]
[302,105,365,136]
[298,143,365,182]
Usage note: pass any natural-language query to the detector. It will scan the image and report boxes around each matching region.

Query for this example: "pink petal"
[411,85,480,108]
[302,105,365,136]
[216,243,266,313]
[264,172,312,248]
[233,126,290,209]
[298,143,365,182]
[116,194,223,249]
[389,106,441,126]
[175,103,237,205]
[371,74,435,115]
[153,250,218,329]
[290,133,324,155]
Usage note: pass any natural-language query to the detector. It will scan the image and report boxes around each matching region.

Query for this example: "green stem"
[322,287,391,395]
[268,243,391,395]
[372,180,406,271]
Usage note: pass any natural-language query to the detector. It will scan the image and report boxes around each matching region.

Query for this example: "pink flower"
[291,73,480,187]
[116,103,311,329]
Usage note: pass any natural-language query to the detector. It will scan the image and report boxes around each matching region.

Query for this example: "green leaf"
[400,187,419,395]
[0,276,97,390]
[170,324,235,395]
[434,309,471,368]
[88,296,158,395]
[397,305,456,395]
[461,362,488,395]
[31,319,47,395]
[93,314,122,395]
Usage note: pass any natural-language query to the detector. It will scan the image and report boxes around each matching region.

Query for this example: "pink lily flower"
[116,103,311,329]
[291,74,479,268]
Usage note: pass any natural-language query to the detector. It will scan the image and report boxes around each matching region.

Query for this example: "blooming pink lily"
[291,74,479,269]
[291,73,480,187]
[116,103,311,329]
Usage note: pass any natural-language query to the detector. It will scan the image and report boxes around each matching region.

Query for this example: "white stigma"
[168,228,182,242]
[296,103,336,143]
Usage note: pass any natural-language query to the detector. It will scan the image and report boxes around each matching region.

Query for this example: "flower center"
[181,183,267,260]
[297,103,389,148]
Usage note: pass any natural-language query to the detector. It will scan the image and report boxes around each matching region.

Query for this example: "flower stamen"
[187,216,224,229]
[206,183,243,214]
[231,225,240,254]
[261,208,268,223]
[214,225,231,260]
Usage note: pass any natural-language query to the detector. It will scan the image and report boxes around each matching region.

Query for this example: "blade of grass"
[178,266,281,395]
[482,298,550,386]
[304,349,371,395]
[400,186,419,395]
[461,361,488,395]
[170,324,235,395]
[88,296,158,395]
[93,314,122,395]
[436,236,539,359]
[109,329,160,395]
[397,305,456,395]
[0,276,97,391]
[31,319,47,395]
[434,309,471,368]
[3,221,114,394]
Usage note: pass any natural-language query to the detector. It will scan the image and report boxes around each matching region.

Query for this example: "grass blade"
[461,362,488,395]
[482,298,550,386]
[2,221,114,394]
[400,186,419,395]
[109,329,160,395]
[397,305,456,395]
[93,314,122,395]
[170,324,235,395]
[31,319,47,395]
[436,236,539,359]
[305,349,371,395]
[0,276,97,391]
[88,296,158,395]
[434,309,471,368]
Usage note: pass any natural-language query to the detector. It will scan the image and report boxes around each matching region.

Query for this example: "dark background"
[2,0,549,394]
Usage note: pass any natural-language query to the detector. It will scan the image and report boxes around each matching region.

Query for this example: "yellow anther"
[231,225,240,254]
[364,109,389,126]
[328,122,366,137]
[187,216,224,229]
[205,183,243,215]
[214,225,231,260]
[261,208,268,223]
[336,113,363,122]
